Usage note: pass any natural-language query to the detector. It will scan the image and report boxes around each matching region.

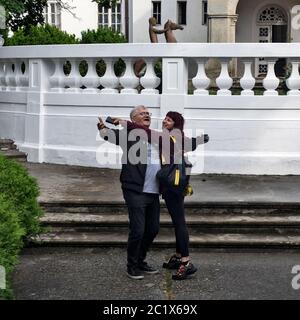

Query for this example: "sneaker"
[162,254,181,270]
[138,262,159,274]
[127,267,144,280]
[172,262,197,280]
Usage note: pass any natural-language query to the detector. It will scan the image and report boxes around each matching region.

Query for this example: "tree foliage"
[0,0,76,33]
[92,0,118,9]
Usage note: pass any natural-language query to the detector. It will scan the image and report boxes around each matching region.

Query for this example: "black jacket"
[101,127,148,193]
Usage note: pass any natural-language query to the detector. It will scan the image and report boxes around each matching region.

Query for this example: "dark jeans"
[163,190,189,257]
[122,189,160,269]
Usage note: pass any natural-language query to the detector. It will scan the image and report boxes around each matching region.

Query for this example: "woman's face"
[162,116,175,130]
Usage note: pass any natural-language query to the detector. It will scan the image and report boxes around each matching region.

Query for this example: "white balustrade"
[263,58,280,96]
[120,58,139,94]
[286,60,300,96]
[49,59,66,92]
[100,58,119,94]
[240,59,255,96]
[192,58,210,95]
[65,59,82,92]
[140,58,160,94]
[216,58,233,96]
[81,59,101,93]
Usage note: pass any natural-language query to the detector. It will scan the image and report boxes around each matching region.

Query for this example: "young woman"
[114,111,209,280]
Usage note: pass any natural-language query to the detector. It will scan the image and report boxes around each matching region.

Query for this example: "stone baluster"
[0,61,6,90]
[262,58,279,96]
[65,59,82,92]
[100,58,119,94]
[240,59,255,96]
[15,60,29,91]
[120,58,139,94]
[140,58,160,94]
[81,59,101,93]
[286,60,300,96]
[192,58,210,95]
[49,59,66,92]
[22,60,30,90]
[6,60,17,91]
[1,61,9,91]
[216,58,233,96]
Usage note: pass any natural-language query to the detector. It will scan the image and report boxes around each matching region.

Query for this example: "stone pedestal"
[206,9,239,87]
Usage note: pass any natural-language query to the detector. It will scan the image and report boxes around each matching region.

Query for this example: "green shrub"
[0,195,25,299]
[81,27,127,44]
[80,28,127,77]
[0,154,43,299]
[4,24,79,46]
[0,155,43,236]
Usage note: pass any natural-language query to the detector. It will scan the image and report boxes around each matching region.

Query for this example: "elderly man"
[97,106,161,280]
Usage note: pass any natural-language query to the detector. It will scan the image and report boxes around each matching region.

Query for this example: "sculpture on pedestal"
[134,18,184,76]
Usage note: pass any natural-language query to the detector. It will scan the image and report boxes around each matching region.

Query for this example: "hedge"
[0,154,43,299]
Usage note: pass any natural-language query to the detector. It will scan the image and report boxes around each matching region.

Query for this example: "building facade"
[45,0,300,44]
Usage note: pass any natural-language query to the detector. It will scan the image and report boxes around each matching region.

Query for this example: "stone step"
[37,198,300,249]
[0,139,17,150]
[31,230,300,248]
[0,149,27,161]
[41,212,300,227]
[40,201,300,215]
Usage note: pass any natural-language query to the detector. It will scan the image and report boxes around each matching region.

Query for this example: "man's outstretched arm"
[97,117,120,146]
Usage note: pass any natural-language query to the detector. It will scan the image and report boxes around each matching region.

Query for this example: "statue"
[148,17,169,43]
[134,18,184,76]
[163,19,184,43]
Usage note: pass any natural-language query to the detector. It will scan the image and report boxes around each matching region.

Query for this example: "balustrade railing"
[0,43,299,95]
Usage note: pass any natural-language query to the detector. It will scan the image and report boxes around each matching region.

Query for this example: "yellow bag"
[184,184,193,196]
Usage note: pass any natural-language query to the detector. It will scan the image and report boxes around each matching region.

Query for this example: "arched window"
[257,6,287,25]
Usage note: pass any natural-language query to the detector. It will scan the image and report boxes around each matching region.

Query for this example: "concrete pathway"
[12,247,300,300]
[11,163,300,300]
[24,163,300,204]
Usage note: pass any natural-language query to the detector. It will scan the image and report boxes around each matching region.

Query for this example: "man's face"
[132,108,151,128]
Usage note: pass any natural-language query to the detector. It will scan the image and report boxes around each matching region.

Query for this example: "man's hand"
[109,118,127,126]
[97,117,106,131]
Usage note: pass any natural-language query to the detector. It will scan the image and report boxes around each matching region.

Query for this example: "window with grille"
[258,6,287,24]
[202,1,208,25]
[178,1,187,25]
[98,3,122,33]
[202,0,208,25]
[152,2,161,25]
[44,1,61,29]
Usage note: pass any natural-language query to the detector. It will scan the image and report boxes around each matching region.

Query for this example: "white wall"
[60,0,99,39]
[131,0,207,43]
[2,43,300,174]
[48,0,208,43]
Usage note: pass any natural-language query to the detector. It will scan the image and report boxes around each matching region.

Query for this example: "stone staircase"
[0,139,27,162]
[33,201,300,248]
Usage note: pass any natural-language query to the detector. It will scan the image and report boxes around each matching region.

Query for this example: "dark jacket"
[100,127,148,193]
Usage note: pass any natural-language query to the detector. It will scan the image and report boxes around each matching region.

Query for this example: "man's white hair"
[130,105,146,120]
